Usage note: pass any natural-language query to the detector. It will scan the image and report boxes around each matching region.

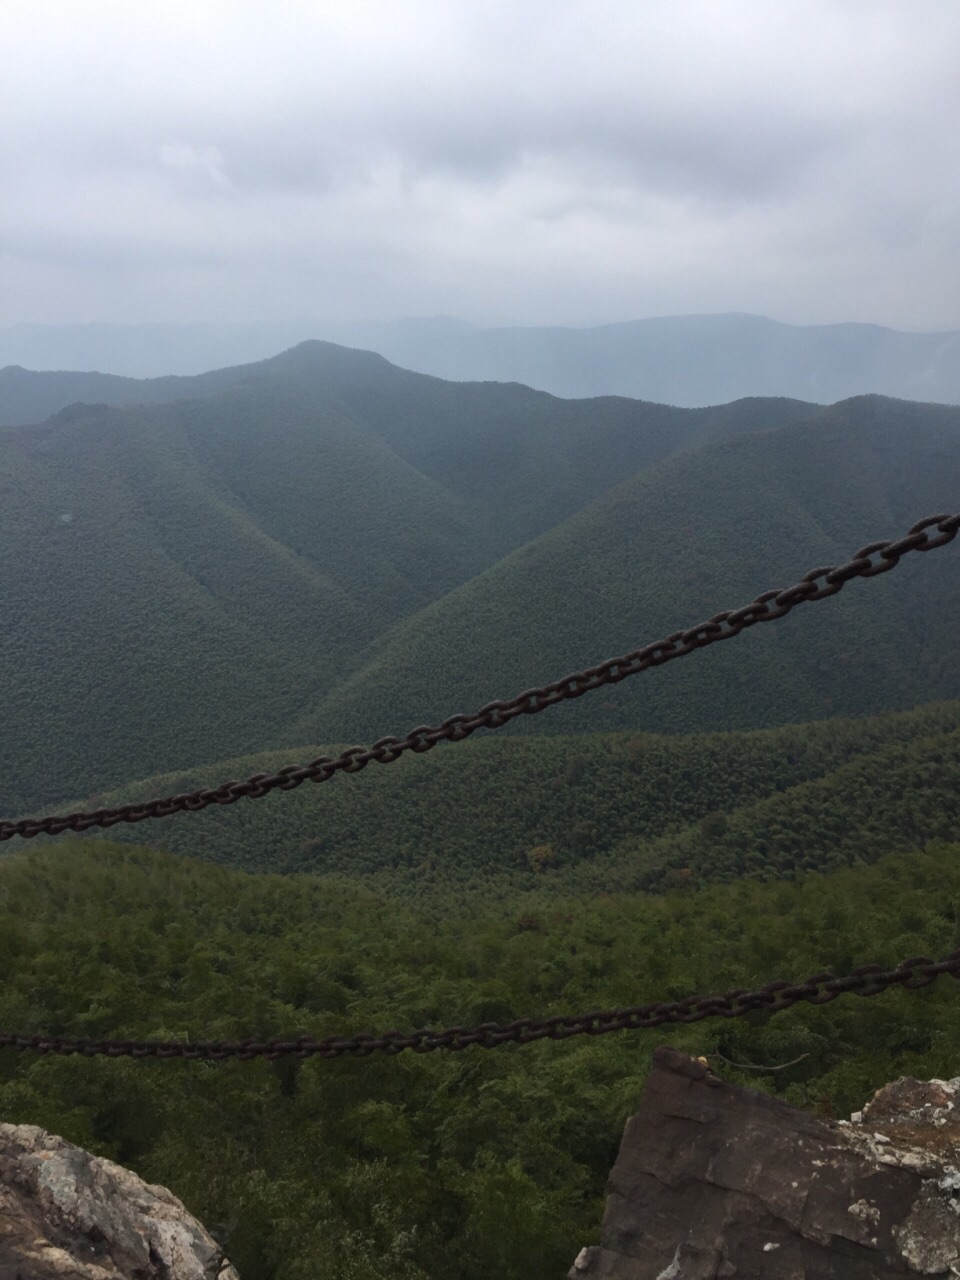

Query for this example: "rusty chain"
[2,510,957,843]
[3,950,959,1060]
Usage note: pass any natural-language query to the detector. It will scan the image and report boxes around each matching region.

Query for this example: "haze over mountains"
[2,312,960,408]
[2,340,958,819]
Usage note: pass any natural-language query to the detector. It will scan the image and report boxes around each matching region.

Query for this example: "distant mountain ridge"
[2,312,959,407]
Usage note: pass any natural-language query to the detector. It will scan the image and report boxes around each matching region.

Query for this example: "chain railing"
[3,950,958,1060]
[3,511,957,843]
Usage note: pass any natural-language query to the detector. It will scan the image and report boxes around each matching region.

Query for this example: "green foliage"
[4,838,960,1279]
[527,843,557,873]
[21,701,960,906]
[294,395,960,749]
[1,344,826,815]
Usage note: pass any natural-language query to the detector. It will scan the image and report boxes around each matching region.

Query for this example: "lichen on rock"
[0,1122,238,1279]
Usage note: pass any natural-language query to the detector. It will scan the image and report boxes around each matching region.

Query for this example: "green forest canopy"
[3,343,958,818]
[19,700,960,906]
[2,836,960,1279]
[0,344,823,814]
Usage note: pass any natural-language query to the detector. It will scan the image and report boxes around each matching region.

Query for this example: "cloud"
[158,143,230,188]
[1,0,959,327]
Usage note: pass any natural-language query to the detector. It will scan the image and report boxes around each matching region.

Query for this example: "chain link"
[2,950,958,1060]
[3,511,956,843]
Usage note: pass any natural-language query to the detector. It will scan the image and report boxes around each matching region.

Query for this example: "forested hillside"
[0,344,822,813]
[3,339,820,550]
[3,837,960,1279]
[3,344,958,824]
[0,385,491,813]
[15,701,958,904]
[293,395,960,749]
[3,348,959,1280]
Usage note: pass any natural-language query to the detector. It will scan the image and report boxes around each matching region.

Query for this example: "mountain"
[2,343,820,813]
[384,313,960,407]
[0,360,258,429]
[3,312,959,406]
[0,365,481,813]
[287,395,960,751]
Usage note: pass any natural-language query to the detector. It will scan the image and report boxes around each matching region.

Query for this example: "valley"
[2,344,958,818]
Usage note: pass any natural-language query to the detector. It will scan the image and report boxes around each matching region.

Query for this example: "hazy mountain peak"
[0,313,957,407]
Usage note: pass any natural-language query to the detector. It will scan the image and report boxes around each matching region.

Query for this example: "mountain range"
[3,333,960,1280]
[2,311,960,407]
[1,341,958,819]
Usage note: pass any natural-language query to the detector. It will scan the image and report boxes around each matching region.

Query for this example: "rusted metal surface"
[2,950,957,1060]
[3,511,957,843]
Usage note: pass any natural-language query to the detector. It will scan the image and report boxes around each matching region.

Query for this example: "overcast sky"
[2,0,959,330]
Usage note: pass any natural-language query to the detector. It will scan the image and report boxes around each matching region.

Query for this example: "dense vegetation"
[17,702,960,906]
[0,387,486,813]
[295,394,960,748]
[1,342,827,813]
[3,838,960,1279]
[4,347,958,818]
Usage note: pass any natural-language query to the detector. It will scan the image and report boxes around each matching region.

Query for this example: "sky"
[2,0,959,331]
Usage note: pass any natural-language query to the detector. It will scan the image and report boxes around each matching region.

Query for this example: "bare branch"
[713,1051,810,1073]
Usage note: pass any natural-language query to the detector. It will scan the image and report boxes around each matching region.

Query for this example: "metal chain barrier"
[3,510,957,842]
[3,950,959,1060]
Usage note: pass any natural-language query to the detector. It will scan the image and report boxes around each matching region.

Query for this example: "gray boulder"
[0,1122,238,1279]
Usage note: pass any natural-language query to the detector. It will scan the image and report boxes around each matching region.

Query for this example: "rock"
[569,1046,960,1278]
[0,1122,238,1279]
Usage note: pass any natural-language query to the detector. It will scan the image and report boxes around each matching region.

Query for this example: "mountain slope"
[3,345,956,818]
[13,702,957,898]
[0,384,491,813]
[254,344,821,549]
[0,359,261,428]
[9,706,960,926]
[2,340,820,547]
[285,395,960,750]
[1,346,820,813]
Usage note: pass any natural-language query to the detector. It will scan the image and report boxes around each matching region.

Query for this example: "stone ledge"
[569,1045,960,1278]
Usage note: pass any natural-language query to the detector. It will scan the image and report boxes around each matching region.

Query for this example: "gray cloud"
[2,0,959,329]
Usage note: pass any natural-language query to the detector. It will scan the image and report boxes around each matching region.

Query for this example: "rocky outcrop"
[570,1046,960,1278]
[0,1122,238,1279]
